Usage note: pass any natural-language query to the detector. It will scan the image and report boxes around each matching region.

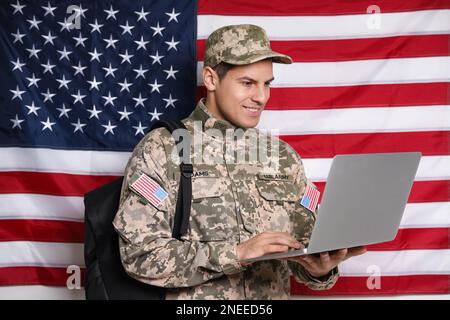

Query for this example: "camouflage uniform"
[113,24,339,299]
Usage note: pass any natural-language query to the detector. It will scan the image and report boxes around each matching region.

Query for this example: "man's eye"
[242,81,252,87]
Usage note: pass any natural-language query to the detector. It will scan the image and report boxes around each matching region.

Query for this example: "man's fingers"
[320,252,330,264]
[264,244,289,254]
[347,246,367,258]
[258,233,303,249]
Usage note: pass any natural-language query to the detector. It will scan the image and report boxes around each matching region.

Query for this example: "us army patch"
[300,183,320,213]
[130,174,168,207]
[257,173,294,182]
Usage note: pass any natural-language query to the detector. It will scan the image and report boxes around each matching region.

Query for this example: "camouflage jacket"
[113,99,339,299]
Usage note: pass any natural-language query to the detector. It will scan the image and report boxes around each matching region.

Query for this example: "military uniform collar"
[190,98,247,136]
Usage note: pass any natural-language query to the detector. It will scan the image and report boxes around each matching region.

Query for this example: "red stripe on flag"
[0,220,84,243]
[315,180,450,203]
[0,266,86,287]
[198,0,450,16]
[2,173,447,202]
[281,131,450,159]
[197,35,450,62]
[0,172,120,196]
[196,83,450,110]
[291,274,450,295]
[368,228,450,251]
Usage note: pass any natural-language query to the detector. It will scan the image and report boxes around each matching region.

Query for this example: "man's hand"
[236,231,303,266]
[286,246,367,278]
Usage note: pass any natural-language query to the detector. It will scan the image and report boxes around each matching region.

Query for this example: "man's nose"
[251,85,268,106]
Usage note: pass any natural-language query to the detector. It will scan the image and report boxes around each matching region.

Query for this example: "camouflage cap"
[203,24,293,68]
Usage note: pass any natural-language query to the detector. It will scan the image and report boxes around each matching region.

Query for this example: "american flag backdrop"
[0,0,449,299]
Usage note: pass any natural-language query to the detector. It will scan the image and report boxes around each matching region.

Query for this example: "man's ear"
[203,66,218,91]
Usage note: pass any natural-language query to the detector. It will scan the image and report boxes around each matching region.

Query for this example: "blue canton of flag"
[0,0,197,151]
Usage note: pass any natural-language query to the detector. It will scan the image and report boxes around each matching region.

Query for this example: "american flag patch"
[300,183,321,213]
[130,174,168,207]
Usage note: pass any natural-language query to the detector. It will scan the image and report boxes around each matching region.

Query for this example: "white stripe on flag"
[0,242,84,268]
[258,106,450,135]
[338,249,450,276]
[302,155,450,182]
[0,147,130,175]
[2,195,447,228]
[0,286,85,300]
[197,10,450,40]
[198,56,450,87]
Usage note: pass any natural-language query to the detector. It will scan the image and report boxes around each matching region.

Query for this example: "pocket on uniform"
[253,176,301,233]
[189,177,231,241]
[255,176,300,203]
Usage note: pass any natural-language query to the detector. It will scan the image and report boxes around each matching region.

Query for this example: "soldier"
[113,24,366,299]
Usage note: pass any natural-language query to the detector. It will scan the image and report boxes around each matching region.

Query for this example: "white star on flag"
[104,5,119,20]
[10,85,26,101]
[11,0,26,15]
[133,93,147,108]
[42,30,57,45]
[102,91,117,107]
[57,47,72,61]
[25,101,40,116]
[151,22,165,37]
[132,122,147,136]
[10,114,24,129]
[27,15,42,30]
[165,8,180,23]
[149,51,165,65]
[135,7,150,21]
[41,2,56,17]
[119,50,134,64]
[26,45,41,59]
[89,19,104,34]
[103,63,118,78]
[120,21,135,35]
[71,118,87,133]
[56,75,72,89]
[41,60,56,74]
[102,121,117,135]
[73,33,88,47]
[87,105,102,119]
[41,117,56,132]
[56,104,72,118]
[118,78,133,92]
[11,29,25,44]
[26,73,41,88]
[133,65,148,79]
[148,79,163,93]
[41,88,56,103]
[118,107,133,121]
[163,94,178,108]
[11,58,26,72]
[148,108,163,121]
[164,65,179,80]
[134,36,149,51]
[165,37,180,51]
[87,76,102,91]
[71,90,86,105]
[104,35,119,49]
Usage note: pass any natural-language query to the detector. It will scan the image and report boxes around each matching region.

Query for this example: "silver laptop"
[243,152,421,263]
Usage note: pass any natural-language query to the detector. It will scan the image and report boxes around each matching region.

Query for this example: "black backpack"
[83,120,193,300]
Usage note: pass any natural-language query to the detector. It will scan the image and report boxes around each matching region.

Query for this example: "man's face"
[211,59,274,128]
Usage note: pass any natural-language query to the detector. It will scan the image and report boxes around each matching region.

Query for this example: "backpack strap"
[150,120,192,240]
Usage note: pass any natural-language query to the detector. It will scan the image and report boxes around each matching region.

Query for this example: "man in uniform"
[113,24,366,299]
